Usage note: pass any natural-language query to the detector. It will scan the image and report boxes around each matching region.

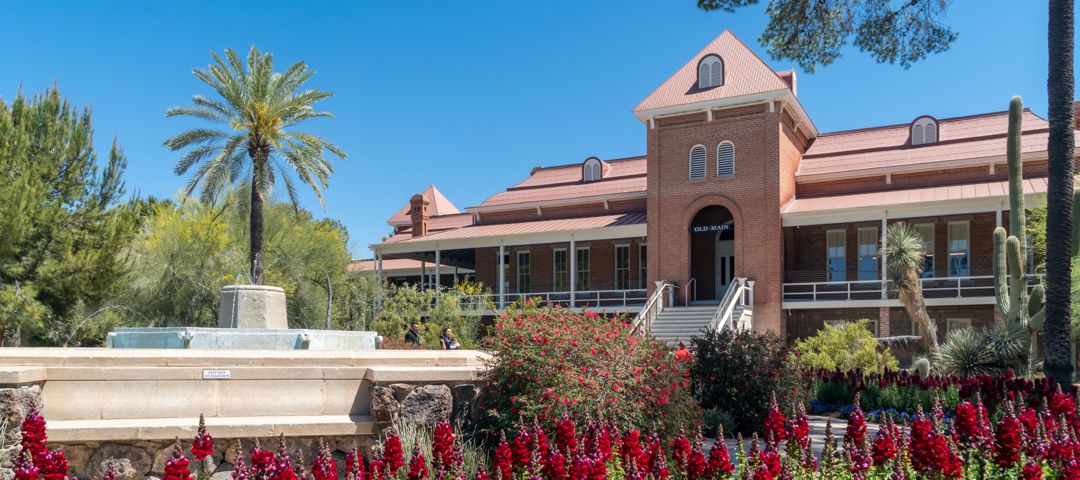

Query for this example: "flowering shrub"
[484,304,699,435]
[690,328,805,435]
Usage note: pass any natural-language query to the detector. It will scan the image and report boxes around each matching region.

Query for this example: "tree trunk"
[1044,0,1075,386]
[249,159,266,285]
[325,273,333,329]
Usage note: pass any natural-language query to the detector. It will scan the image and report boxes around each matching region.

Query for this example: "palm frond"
[163,128,232,151]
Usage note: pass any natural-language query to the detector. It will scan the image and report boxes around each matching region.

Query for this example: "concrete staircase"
[649,305,718,344]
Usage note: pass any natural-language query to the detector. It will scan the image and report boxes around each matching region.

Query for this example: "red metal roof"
[476,156,647,208]
[633,30,793,113]
[348,258,470,273]
[783,177,1049,214]
[383,211,647,244]
[798,110,1077,178]
[387,185,461,225]
[392,213,473,236]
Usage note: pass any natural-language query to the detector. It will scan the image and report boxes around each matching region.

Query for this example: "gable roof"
[387,185,461,226]
[633,30,793,113]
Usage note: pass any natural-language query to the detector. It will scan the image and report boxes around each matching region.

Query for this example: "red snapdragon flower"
[384,433,405,475]
[844,397,866,447]
[791,403,811,449]
[493,432,513,480]
[554,414,578,456]
[954,401,987,447]
[164,440,193,480]
[512,423,533,469]
[871,428,896,466]
[994,412,1024,468]
[685,445,707,480]
[406,443,429,480]
[671,430,691,471]
[543,446,567,480]
[192,414,215,461]
[14,450,40,480]
[432,419,455,474]
[312,441,338,480]
[1022,462,1045,480]
[20,409,49,467]
[706,435,734,477]
[40,449,70,480]
[763,398,787,445]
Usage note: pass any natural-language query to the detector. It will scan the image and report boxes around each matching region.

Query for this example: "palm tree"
[885,222,937,352]
[164,47,345,285]
[1044,0,1075,386]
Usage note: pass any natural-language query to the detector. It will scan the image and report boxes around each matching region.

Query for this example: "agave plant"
[933,324,1028,377]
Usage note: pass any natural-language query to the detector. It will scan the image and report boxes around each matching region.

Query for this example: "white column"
[421,259,426,290]
[498,244,506,309]
[569,237,577,308]
[435,246,441,290]
[881,214,888,300]
[376,250,384,285]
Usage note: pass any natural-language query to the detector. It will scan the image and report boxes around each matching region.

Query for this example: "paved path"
[703,415,880,459]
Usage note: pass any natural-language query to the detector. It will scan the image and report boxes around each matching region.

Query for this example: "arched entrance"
[689,205,735,302]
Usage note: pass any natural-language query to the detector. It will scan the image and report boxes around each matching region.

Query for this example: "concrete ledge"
[48,415,376,443]
[0,348,491,368]
[0,365,47,385]
[366,366,486,384]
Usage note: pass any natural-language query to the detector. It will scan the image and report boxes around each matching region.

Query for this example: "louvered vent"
[689,145,706,179]
[717,141,734,177]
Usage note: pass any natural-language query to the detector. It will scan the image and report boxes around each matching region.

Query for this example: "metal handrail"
[633,281,673,334]
[462,288,649,311]
[709,278,750,332]
[684,277,697,305]
[781,274,1042,302]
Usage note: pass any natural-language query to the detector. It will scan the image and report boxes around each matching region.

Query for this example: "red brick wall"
[785,305,994,340]
[646,104,787,333]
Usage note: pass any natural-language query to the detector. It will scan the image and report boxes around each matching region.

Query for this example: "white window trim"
[716,141,735,177]
[911,117,938,146]
[914,223,936,278]
[857,227,879,280]
[698,55,724,89]
[583,158,602,182]
[614,243,630,290]
[552,247,568,292]
[947,220,971,277]
[689,144,707,180]
[576,246,591,291]
[639,243,648,290]
[517,250,531,293]
[826,229,846,282]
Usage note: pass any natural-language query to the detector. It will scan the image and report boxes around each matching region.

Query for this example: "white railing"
[782,275,1042,303]
[462,289,649,312]
[710,278,753,332]
[632,282,675,334]
[684,277,697,305]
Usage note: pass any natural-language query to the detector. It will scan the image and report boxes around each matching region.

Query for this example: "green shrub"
[701,407,734,438]
[483,303,700,436]
[690,328,806,434]
[792,320,898,373]
[933,325,1027,377]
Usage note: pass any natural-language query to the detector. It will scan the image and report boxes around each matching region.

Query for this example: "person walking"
[404,322,422,345]
[440,327,461,350]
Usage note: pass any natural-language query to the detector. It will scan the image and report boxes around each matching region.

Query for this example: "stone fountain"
[107,285,379,350]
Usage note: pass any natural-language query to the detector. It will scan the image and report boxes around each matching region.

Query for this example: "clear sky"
[1,1,1074,257]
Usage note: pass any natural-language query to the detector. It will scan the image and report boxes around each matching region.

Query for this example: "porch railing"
[632,282,675,335]
[462,289,649,312]
[782,275,1043,303]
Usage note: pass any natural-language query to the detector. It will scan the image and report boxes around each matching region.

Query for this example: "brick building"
[369,31,1079,340]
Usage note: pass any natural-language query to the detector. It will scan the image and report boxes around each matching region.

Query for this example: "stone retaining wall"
[0,348,489,479]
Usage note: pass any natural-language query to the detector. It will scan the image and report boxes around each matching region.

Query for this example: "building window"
[582,157,603,182]
[827,229,846,282]
[697,55,724,89]
[716,141,734,177]
[857,227,879,281]
[615,245,630,290]
[689,145,706,179]
[915,223,935,278]
[553,248,568,291]
[948,221,970,277]
[639,244,648,289]
[516,251,531,293]
[911,117,939,145]
[576,247,590,291]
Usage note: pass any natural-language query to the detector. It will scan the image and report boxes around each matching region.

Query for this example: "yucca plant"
[164,47,346,284]
[885,222,937,351]
[934,325,1028,377]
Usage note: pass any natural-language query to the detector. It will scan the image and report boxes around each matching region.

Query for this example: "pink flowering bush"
[484,303,699,435]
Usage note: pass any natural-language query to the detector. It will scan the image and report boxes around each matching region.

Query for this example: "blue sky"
[1,1,1072,256]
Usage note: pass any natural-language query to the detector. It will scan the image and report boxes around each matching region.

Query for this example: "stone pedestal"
[217,285,288,329]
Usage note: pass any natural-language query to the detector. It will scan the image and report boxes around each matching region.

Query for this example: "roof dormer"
[911,116,939,146]
[697,54,724,89]
[582,157,604,182]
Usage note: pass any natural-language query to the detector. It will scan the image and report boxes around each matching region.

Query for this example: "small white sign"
[202,369,232,380]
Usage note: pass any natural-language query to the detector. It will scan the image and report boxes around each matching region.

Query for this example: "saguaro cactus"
[993,96,1080,373]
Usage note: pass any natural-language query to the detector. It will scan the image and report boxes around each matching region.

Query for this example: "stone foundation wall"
[0,348,489,479]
